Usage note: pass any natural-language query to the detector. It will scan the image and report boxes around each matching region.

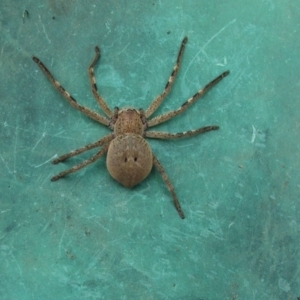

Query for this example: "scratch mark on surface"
[32,132,46,151]
[58,198,66,259]
[0,154,13,175]
[94,221,110,232]
[29,155,57,168]
[200,173,212,200]
[131,50,145,64]
[228,221,235,228]
[13,119,19,175]
[216,57,227,67]
[118,42,130,55]
[0,47,4,67]
[228,68,245,91]
[32,123,47,151]
[251,125,256,143]
[184,19,236,77]
[40,220,52,234]
[38,14,51,44]
[1,122,73,141]
[202,19,236,50]
[10,251,23,277]
[161,225,201,244]
[53,130,65,137]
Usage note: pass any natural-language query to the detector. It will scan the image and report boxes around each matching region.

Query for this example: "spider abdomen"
[106,134,153,188]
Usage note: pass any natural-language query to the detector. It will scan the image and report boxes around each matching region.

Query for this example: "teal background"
[1,1,300,299]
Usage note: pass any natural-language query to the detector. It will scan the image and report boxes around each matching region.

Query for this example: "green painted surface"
[1,1,300,299]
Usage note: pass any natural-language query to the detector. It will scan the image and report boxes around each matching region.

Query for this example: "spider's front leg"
[145,36,188,118]
[147,70,230,128]
[88,46,113,117]
[32,56,110,126]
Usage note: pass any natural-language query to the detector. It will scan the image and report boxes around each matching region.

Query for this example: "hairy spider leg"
[53,133,114,164]
[32,56,110,126]
[88,46,113,117]
[153,154,185,219]
[145,37,188,118]
[147,70,229,127]
[51,144,109,181]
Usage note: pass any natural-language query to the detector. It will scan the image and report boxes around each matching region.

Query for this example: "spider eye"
[134,157,137,162]
[124,157,127,162]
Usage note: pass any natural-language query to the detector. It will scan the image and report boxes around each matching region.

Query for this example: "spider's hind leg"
[52,133,114,164]
[153,154,185,219]
[51,144,109,181]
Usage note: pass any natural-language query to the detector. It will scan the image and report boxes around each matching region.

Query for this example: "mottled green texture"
[1,0,300,299]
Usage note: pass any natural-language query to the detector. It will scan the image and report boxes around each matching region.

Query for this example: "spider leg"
[145,37,188,118]
[147,70,229,128]
[153,154,185,219]
[51,144,109,181]
[145,126,219,140]
[32,56,110,126]
[88,46,113,117]
[53,133,114,164]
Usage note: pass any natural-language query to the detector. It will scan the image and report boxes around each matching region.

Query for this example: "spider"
[32,37,229,219]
